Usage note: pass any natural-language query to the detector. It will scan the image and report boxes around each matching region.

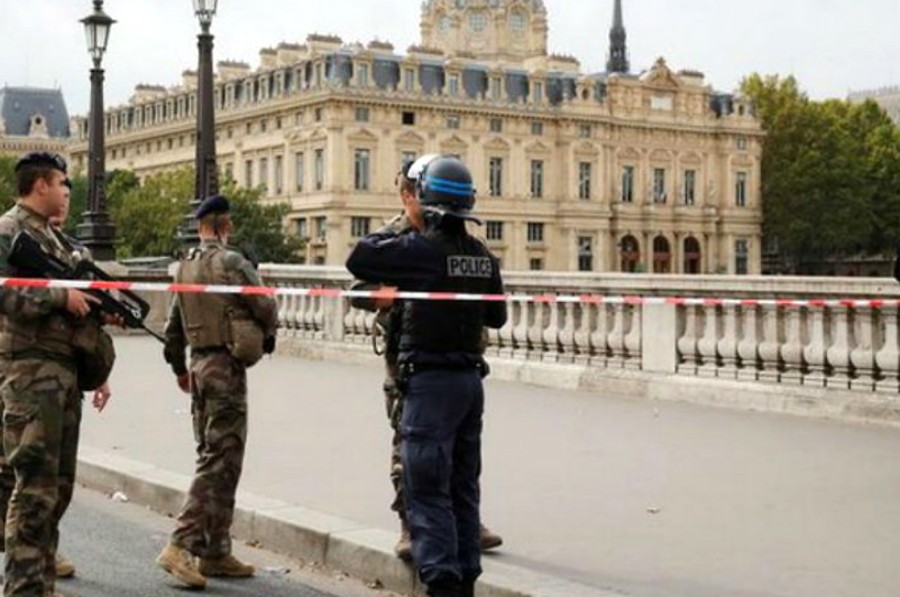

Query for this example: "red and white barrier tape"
[1,277,897,309]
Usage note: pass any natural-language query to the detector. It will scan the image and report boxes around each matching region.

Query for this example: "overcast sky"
[2,0,898,116]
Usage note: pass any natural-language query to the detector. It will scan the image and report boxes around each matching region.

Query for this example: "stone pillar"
[642,303,678,373]
[597,228,610,272]
[643,231,652,272]
[323,295,346,343]
[673,232,683,274]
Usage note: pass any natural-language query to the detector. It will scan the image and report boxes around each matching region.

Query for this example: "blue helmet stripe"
[425,176,472,190]
[427,181,474,197]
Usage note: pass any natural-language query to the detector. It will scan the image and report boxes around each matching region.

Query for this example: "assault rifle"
[8,229,165,343]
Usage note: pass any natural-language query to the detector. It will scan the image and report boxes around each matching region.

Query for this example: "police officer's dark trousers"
[401,367,484,592]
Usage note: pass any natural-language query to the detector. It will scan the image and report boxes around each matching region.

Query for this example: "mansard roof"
[0,86,70,138]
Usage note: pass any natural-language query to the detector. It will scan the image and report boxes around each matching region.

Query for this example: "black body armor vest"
[399,230,496,358]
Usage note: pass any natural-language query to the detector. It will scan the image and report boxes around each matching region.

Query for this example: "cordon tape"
[0,277,896,309]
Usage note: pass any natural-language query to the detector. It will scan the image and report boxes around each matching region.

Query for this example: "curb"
[76,446,621,597]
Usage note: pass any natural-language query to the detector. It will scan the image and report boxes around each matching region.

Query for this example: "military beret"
[195,194,230,219]
[15,152,68,174]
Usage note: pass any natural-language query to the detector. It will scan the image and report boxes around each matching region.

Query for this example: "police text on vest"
[447,256,493,278]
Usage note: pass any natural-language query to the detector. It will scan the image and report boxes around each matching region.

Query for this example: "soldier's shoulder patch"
[0,209,20,236]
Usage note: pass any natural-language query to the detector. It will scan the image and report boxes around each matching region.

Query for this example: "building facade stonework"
[70,0,763,274]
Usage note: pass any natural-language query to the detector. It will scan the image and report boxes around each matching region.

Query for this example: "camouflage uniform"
[0,204,86,596]
[351,214,412,521]
[0,228,89,553]
[0,361,11,551]
[164,239,277,559]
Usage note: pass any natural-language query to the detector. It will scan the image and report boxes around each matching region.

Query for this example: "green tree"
[111,168,192,258]
[741,74,900,273]
[107,167,303,262]
[0,155,17,211]
[64,175,88,235]
[220,178,305,264]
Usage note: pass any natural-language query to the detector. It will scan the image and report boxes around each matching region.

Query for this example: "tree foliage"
[221,178,305,264]
[1,162,302,262]
[106,167,303,262]
[0,155,17,211]
[741,74,900,273]
[109,168,192,259]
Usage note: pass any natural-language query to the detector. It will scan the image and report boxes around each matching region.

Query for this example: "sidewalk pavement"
[79,337,900,597]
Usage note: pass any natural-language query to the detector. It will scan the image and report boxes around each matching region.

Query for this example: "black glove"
[263,335,276,355]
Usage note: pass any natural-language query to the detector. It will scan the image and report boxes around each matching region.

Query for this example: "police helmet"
[407,155,480,223]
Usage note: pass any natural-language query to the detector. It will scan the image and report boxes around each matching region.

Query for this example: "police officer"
[350,160,502,561]
[157,195,278,590]
[0,152,111,596]
[347,156,507,597]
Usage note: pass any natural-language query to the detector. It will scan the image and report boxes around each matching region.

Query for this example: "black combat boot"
[427,578,463,597]
[460,578,476,597]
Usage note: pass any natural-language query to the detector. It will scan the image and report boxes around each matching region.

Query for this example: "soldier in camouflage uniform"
[0,190,104,584]
[157,195,278,590]
[0,152,110,596]
[351,162,502,562]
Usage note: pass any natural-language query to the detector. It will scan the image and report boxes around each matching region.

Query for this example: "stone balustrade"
[128,265,900,423]
[260,266,900,391]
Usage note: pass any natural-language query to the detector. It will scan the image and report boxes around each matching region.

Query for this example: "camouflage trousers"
[385,377,405,520]
[0,358,81,597]
[172,351,247,559]
[0,368,13,551]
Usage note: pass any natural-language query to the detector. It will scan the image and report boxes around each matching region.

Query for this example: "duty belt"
[399,361,487,376]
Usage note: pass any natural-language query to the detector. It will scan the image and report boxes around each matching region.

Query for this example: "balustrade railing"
[131,265,900,395]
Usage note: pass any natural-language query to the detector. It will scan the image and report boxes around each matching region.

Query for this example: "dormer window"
[357,64,370,87]
[533,82,544,105]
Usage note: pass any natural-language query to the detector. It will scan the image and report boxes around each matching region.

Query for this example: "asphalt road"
[82,337,900,597]
[50,488,395,597]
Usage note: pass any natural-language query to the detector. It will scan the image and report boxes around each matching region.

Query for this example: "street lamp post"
[77,0,116,261]
[180,0,220,248]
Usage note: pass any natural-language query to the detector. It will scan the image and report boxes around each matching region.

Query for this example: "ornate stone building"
[0,86,71,160]
[70,0,763,273]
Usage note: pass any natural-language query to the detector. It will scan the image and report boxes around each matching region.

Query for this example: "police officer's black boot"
[459,578,476,597]
[426,578,463,597]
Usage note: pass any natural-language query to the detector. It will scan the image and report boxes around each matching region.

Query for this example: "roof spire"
[607,0,630,74]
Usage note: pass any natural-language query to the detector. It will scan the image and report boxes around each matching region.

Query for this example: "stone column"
[673,232,683,274]
[642,303,678,373]
[643,231,652,272]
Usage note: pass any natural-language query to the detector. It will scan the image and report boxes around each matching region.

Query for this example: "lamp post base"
[76,212,116,262]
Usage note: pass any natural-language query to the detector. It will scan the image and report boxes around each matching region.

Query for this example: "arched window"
[684,236,702,274]
[653,236,671,274]
[619,235,640,273]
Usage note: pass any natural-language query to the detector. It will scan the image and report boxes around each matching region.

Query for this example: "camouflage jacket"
[349,213,412,314]
[0,204,78,358]
[164,239,278,376]
[348,213,412,379]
